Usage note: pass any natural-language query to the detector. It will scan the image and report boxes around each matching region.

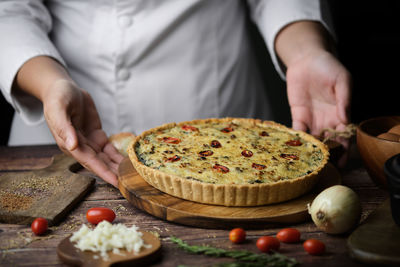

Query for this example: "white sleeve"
[0,1,66,125]
[247,0,335,80]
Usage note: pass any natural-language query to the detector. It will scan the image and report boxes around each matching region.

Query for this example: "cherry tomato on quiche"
[285,139,302,146]
[181,125,199,132]
[31,217,48,236]
[213,164,230,173]
[303,239,325,255]
[229,228,246,244]
[86,207,116,225]
[256,236,280,253]
[160,137,181,144]
[221,127,234,133]
[210,140,222,148]
[276,228,301,243]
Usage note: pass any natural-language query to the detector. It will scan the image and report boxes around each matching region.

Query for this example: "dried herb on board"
[170,236,298,267]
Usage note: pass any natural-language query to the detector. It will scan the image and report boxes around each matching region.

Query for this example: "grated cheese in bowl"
[70,221,151,260]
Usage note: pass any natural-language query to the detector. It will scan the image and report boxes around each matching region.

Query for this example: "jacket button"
[118,16,133,28]
[118,69,130,81]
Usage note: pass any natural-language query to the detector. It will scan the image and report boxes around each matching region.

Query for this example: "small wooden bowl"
[357,116,400,188]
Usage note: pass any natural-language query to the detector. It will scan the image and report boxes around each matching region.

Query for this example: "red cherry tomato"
[229,228,246,244]
[86,207,116,225]
[280,153,299,160]
[221,127,234,133]
[285,140,302,146]
[181,125,199,132]
[252,163,266,170]
[165,155,181,162]
[256,236,280,253]
[31,217,48,236]
[210,140,222,148]
[241,150,253,157]
[276,228,301,243]
[199,150,214,157]
[160,137,181,144]
[303,239,325,255]
[213,164,230,173]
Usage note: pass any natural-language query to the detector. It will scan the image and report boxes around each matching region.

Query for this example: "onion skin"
[308,185,361,234]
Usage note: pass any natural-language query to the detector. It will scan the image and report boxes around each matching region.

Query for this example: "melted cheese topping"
[135,121,325,184]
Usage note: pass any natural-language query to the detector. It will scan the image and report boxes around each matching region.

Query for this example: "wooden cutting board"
[348,199,400,265]
[0,154,95,226]
[118,158,341,229]
[57,231,161,267]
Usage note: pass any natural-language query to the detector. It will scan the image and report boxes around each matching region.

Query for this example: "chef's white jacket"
[0,0,333,146]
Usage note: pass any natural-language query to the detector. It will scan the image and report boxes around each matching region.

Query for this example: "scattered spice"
[0,192,33,211]
[0,174,68,212]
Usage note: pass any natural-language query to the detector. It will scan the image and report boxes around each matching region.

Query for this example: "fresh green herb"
[170,236,298,267]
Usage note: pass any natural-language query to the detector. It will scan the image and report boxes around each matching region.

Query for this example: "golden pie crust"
[128,118,329,206]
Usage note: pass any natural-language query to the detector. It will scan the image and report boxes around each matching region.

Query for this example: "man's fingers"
[292,120,308,133]
[70,143,119,187]
[49,116,78,151]
[78,130,102,153]
[104,142,124,164]
[97,152,120,176]
[44,99,79,151]
[335,71,352,124]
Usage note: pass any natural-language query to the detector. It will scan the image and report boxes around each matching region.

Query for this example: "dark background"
[1,1,399,145]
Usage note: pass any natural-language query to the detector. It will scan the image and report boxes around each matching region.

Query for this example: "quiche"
[128,118,329,206]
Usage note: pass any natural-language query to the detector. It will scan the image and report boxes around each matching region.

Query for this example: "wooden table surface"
[0,144,388,267]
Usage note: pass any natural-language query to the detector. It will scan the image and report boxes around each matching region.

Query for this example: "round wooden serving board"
[57,231,161,267]
[118,158,341,229]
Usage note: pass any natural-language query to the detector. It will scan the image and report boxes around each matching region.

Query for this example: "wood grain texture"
[348,199,400,265]
[0,144,388,267]
[57,231,161,267]
[0,154,95,226]
[118,158,341,229]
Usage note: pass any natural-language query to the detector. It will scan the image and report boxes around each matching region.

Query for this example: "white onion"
[308,185,361,234]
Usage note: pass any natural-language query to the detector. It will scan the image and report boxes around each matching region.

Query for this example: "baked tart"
[128,118,329,206]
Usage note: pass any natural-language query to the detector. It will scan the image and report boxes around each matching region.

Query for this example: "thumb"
[45,106,78,151]
[64,124,78,151]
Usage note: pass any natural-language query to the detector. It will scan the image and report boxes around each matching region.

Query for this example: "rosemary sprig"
[170,236,298,267]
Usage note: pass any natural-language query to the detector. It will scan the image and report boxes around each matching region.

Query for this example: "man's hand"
[275,21,352,166]
[42,80,124,187]
[286,50,351,136]
[14,56,124,186]
[275,21,351,136]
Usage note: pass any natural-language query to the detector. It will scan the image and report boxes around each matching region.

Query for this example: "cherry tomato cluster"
[228,227,325,255]
[31,207,116,236]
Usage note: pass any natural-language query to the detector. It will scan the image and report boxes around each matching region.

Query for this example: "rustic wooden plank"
[84,182,125,201]
[0,154,95,226]
[1,224,367,267]
[0,223,374,266]
[0,145,60,171]
[0,144,388,267]
[1,248,63,266]
[0,145,60,158]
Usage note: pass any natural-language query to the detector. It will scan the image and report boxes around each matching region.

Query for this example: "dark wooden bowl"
[357,116,400,188]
